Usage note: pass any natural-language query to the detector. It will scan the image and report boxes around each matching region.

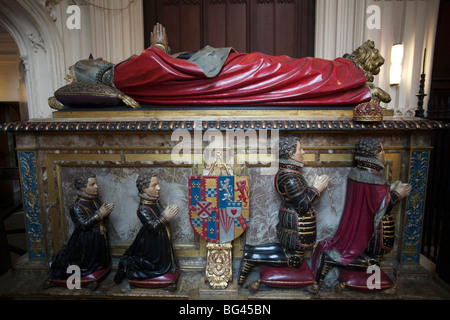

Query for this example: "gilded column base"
[205,242,233,289]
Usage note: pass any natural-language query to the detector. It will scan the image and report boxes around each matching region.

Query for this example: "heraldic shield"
[189,175,250,244]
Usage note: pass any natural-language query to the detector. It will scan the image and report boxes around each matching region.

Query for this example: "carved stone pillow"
[49,82,139,109]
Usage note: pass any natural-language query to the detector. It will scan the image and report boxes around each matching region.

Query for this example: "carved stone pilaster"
[398,148,431,280]
[18,151,45,261]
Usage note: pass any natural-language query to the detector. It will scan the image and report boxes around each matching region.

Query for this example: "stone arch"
[0,0,65,119]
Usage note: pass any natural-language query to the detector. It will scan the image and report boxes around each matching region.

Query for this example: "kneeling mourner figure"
[44,173,114,289]
[312,138,411,292]
[114,174,180,291]
[238,136,329,290]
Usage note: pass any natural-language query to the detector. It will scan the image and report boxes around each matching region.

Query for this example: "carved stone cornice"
[1,118,446,133]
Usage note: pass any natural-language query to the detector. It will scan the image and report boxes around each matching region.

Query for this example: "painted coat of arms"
[189,175,250,244]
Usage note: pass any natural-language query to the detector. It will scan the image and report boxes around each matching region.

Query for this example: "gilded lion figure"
[345,40,391,104]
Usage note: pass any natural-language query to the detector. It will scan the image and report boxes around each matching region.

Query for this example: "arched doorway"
[0,0,65,120]
[0,0,66,272]
[0,24,26,274]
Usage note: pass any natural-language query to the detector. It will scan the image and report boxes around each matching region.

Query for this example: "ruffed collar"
[279,158,304,170]
[355,156,385,172]
[76,191,99,201]
[349,156,388,185]
[139,194,158,205]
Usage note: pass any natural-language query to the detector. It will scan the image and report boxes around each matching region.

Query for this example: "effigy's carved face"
[66,57,113,83]
[76,58,112,69]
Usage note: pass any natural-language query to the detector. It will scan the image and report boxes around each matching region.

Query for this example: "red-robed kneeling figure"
[66,23,390,107]
[311,138,412,293]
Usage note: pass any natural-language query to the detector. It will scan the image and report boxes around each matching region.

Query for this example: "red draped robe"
[113,46,371,106]
[312,178,390,273]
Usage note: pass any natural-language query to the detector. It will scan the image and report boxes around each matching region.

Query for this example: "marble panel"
[35,133,175,149]
[245,167,280,244]
[293,132,408,149]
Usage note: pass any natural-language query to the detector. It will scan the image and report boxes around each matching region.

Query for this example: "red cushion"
[129,266,180,288]
[338,268,393,291]
[51,264,111,287]
[260,262,314,288]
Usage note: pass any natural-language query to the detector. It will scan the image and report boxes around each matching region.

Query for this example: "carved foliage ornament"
[402,150,430,264]
[205,242,233,289]
[26,33,46,53]
[18,152,45,260]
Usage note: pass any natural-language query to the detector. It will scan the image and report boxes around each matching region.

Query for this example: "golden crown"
[353,101,383,122]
